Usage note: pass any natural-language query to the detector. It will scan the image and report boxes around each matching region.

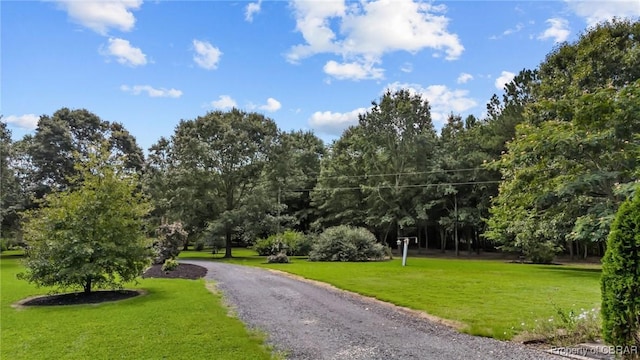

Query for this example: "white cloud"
[259,98,282,112]
[385,82,478,127]
[287,0,463,80]
[193,39,222,70]
[3,114,39,130]
[121,85,182,98]
[490,23,525,40]
[538,18,570,43]
[565,0,640,27]
[309,81,478,134]
[323,60,384,80]
[101,37,147,66]
[211,95,237,109]
[457,72,473,84]
[494,71,516,90]
[400,62,413,73]
[55,0,142,35]
[245,0,262,22]
[503,23,524,36]
[308,107,368,135]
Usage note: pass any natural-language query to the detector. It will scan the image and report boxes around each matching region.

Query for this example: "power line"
[286,180,502,192]
[280,167,498,181]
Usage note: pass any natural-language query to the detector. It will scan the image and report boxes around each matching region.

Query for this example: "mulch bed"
[14,264,207,308]
[18,290,143,307]
[142,263,207,280]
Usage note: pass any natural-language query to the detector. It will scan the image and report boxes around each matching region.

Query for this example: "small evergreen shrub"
[153,222,188,264]
[601,192,640,357]
[267,251,289,264]
[308,225,384,262]
[161,258,179,272]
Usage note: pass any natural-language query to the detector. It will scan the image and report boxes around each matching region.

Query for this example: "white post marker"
[402,239,409,266]
[397,237,418,267]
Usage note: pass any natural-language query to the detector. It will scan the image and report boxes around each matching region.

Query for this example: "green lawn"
[0,251,275,360]
[181,248,602,340]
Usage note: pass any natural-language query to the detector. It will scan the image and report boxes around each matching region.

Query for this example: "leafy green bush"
[161,258,179,271]
[309,226,385,262]
[601,192,640,356]
[526,240,558,264]
[267,251,289,264]
[253,230,311,256]
[194,239,205,251]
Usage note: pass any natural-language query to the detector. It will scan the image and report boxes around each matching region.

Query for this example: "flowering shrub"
[153,222,188,264]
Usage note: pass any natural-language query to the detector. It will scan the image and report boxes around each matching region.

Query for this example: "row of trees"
[1,20,638,263]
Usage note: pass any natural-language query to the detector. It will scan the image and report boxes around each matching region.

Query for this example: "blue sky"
[3,0,639,151]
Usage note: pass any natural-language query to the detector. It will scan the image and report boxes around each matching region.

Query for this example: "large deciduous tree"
[0,122,23,236]
[169,109,278,258]
[358,89,437,243]
[312,126,369,230]
[29,108,144,196]
[18,145,152,294]
[486,20,640,262]
[267,130,324,233]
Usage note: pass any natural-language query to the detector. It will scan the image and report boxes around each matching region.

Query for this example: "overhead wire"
[285,180,502,193]
[273,166,498,181]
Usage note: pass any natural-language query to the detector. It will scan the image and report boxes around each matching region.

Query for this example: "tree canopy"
[486,19,640,262]
[18,145,151,294]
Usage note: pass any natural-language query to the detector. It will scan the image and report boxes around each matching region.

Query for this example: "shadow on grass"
[532,266,602,279]
[0,253,25,259]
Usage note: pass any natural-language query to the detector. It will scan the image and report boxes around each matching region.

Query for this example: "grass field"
[0,251,275,360]
[2,246,602,359]
[181,248,602,340]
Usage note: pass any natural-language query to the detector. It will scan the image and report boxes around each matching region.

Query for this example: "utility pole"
[277,185,281,234]
[454,193,459,257]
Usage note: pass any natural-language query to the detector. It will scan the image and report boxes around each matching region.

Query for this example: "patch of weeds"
[515,304,601,346]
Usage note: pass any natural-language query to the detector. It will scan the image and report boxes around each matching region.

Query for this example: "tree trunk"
[417,224,423,254]
[383,222,394,246]
[224,186,234,258]
[583,243,588,260]
[440,228,446,253]
[224,228,232,258]
[568,239,574,261]
[424,222,429,252]
[467,227,472,255]
[475,229,480,255]
[84,277,92,294]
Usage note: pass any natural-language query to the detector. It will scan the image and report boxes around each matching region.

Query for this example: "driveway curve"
[183,260,559,360]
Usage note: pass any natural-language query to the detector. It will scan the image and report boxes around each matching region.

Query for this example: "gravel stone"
[183,260,562,360]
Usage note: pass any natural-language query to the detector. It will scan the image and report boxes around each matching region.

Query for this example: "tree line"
[1,20,638,263]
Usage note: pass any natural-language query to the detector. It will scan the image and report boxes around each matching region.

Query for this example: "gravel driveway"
[183,260,560,360]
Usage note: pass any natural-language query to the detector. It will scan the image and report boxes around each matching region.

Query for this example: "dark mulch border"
[142,263,207,280]
[14,289,145,308]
